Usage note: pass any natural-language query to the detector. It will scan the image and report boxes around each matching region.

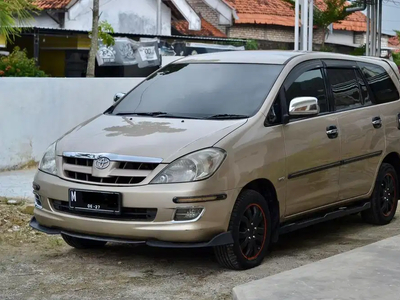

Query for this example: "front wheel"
[61,234,107,249]
[361,163,398,225]
[214,190,271,270]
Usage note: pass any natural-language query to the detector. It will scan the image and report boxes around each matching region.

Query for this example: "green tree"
[0,0,38,43]
[283,0,355,47]
[97,20,115,47]
[392,30,400,66]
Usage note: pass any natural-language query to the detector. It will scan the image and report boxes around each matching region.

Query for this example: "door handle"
[397,113,400,130]
[372,116,382,129]
[326,125,338,139]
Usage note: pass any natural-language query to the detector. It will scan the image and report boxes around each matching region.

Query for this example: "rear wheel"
[214,190,271,270]
[61,234,107,249]
[361,163,398,225]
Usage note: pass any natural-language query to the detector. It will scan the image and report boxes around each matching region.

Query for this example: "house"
[1,0,241,76]
[186,0,392,51]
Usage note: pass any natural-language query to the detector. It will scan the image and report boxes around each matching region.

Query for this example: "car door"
[282,61,341,216]
[323,60,385,200]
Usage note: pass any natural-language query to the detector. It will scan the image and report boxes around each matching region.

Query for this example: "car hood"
[56,114,247,162]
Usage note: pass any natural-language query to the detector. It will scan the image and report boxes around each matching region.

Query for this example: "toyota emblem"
[94,157,110,170]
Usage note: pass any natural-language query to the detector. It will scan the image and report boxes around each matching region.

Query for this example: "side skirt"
[278,201,371,235]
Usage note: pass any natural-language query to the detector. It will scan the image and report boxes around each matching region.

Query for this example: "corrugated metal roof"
[25,26,247,42]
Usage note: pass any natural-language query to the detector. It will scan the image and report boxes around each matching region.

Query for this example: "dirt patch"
[0,201,61,248]
[0,160,38,172]
[1,205,400,300]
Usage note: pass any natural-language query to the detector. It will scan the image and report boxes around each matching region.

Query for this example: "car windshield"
[109,63,283,119]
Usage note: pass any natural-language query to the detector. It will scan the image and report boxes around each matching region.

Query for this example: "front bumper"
[30,217,233,247]
[32,170,238,243]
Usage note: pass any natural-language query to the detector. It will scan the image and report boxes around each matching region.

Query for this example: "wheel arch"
[382,152,400,189]
[241,178,280,242]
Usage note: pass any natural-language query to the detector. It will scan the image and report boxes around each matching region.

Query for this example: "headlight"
[39,142,57,175]
[151,148,226,184]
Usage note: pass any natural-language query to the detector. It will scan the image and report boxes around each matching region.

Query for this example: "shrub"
[393,52,400,67]
[0,47,47,77]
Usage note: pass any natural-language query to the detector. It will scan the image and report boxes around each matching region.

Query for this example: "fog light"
[34,193,42,209]
[174,207,204,221]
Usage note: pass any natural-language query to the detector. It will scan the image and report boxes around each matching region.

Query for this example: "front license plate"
[69,189,121,215]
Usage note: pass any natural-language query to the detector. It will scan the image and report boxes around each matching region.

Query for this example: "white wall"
[325,30,354,46]
[64,0,172,35]
[0,78,143,170]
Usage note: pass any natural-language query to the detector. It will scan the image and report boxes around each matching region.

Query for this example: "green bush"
[0,47,47,77]
[393,52,400,67]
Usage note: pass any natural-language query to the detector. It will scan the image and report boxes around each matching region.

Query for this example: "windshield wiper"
[115,112,199,119]
[115,111,168,116]
[206,114,250,119]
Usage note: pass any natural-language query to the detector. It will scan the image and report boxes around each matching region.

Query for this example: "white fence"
[0,78,143,170]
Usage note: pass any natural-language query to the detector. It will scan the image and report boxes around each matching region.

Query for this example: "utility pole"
[156,0,162,34]
[294,0,313,51]
[347,0,382,57]
[86,0,100,77]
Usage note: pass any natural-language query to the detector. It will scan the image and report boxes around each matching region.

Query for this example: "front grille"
[64,171,146,184]
[51,200,157,221]
[62,157,159,185]
[65,157,93,166]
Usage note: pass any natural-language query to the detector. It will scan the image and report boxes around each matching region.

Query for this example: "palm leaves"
[0,0,38,43]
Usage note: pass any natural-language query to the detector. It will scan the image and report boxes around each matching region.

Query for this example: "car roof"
[175,50,304,65]
[173,50,389,66]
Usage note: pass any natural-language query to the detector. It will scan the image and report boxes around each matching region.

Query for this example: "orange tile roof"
[225,0,367,32]
[172,18,227,37]
[389,36,400,47]
[34,0,73,9]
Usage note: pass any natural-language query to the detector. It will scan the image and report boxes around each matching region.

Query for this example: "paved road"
[0,169,36,200]
[233,234,400,300]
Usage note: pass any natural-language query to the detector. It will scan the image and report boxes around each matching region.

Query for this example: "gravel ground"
[1,201,400,300]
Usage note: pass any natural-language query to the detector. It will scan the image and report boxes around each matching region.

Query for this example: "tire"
[61,234,107,249]
[361,163,399,225]
[214,189,272,270]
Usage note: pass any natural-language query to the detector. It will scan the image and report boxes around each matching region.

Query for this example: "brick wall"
[228,25,267,40]
[354,32,365,45]
[186,0,227,33]
[228,24,324,44]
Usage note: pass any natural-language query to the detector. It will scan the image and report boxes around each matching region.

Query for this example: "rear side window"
[327,68,362,111]
[359,62,400,104]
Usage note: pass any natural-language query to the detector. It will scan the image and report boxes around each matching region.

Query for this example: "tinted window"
[327,68,361,111]
[111,63,283,119]
[359,62,400,104]
[355,69,371,105]
[285,69,328,113]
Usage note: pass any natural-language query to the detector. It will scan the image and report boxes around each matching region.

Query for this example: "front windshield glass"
[110,63,283,119]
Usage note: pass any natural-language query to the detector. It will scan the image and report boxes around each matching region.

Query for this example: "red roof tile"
[389,36,400,47]
[172,18,227,37]
[34,0,73,9]
[225,0,367,32]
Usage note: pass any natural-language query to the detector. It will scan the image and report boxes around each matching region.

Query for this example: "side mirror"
[113,92,126,103]
[288,96,320,116]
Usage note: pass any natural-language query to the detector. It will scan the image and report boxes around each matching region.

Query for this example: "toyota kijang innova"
[31,51,400,270]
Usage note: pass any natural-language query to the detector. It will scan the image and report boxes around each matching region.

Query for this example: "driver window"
[285,69,328,114]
